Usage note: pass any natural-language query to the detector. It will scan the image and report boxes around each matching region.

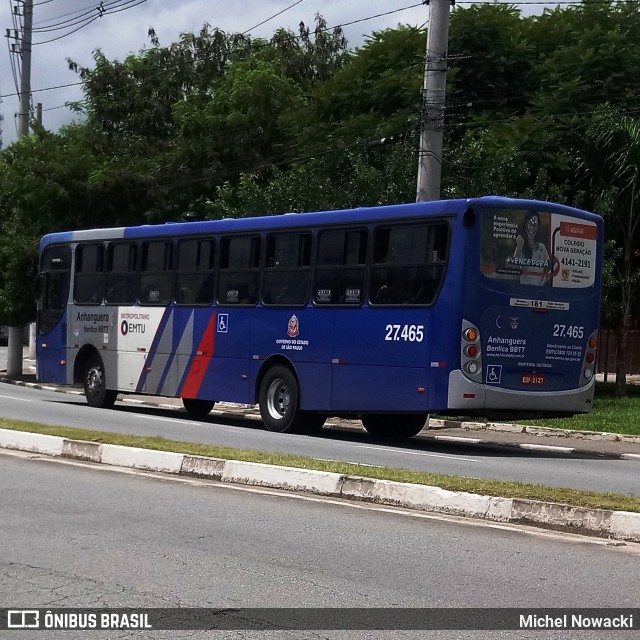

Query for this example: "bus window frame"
[368,220,450,307]
[262,231,313,307]
[217,234,261,306]
[105,241,139,306]
[139,239,174,307]
[312,226,368,307]
[73,242,106,306]
[175,236,216,307]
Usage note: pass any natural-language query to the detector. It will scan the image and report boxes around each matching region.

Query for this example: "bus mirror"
[462,208,476,228]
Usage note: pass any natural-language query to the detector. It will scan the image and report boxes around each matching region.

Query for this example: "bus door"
[37,245,71,384]
[329,222,449,412]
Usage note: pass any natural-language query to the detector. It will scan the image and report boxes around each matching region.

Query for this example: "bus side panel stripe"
[135,307,173,393]
[158,311,195,396]
[142,312,175,395]
[179,312,216,399]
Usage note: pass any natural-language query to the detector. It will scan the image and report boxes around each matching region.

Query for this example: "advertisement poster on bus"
[479,208,597,289]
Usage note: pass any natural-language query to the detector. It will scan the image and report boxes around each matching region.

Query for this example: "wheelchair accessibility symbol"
[217,314,229,333]
[486,364,502,384]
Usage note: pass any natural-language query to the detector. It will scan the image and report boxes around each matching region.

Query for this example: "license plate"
[522,374,544,385]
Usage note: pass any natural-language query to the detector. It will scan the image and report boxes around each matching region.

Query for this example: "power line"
[242,0,306,35]
[3,0,151,131]
[0,2,424,102]
[33,0,149,45]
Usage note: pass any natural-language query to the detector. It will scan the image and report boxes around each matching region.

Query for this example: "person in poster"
[513,211,550,285]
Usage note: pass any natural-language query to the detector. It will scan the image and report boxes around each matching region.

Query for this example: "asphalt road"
[2,451,639,640]
[0,380,639,497]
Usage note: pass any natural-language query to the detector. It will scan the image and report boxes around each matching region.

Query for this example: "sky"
[0,0,547,147]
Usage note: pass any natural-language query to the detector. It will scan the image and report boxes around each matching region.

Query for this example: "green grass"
[437,382,640,436]
[1,417,639,514]
[521,383,640,435]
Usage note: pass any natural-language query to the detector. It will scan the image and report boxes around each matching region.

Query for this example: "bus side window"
[313,228,367,306]
[139,241,173,306]
[217,236,260,306]
[263,233,312,306]
[105,242,138,305]
[370,223,448,306]
[74,243,105,305]
[175,238,215,306]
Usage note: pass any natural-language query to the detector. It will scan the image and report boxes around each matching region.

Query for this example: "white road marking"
[136,415,200,427]
[355,444,481,463]
[0,394,33,402]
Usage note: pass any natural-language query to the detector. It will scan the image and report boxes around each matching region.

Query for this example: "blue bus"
[36,197,603,439]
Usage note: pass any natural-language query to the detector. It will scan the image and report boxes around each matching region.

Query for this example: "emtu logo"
[120,321,145,336]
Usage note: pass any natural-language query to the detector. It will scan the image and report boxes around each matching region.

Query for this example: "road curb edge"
[1,428,639,544]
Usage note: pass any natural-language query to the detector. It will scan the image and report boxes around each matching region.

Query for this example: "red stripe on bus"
[180,313,216,399]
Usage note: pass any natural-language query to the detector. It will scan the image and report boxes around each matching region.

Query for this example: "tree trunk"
[615,318,628,397]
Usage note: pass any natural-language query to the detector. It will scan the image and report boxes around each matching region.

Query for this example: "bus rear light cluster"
[465,361,479,375]
[464,344,479,358]
[464,328,478,342]
[461,320,482,382]
[580,331,598,385]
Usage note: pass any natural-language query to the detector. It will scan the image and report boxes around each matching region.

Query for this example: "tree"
[575,107,640,396]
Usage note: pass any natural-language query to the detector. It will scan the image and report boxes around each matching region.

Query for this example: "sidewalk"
[3,359,640,460]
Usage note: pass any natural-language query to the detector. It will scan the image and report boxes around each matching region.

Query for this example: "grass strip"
[436,383,640,436]
[2,418,639,514]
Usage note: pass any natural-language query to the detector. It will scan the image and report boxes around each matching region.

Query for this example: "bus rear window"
[369,223,448,305]
[480,208,598,289]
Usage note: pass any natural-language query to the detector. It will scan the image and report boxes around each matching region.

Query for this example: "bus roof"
[40,196,601,248]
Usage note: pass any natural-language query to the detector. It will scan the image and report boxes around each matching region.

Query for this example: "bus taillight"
[461,320,482,382]
[580,330,599,385]
[464,328,478,342]
[465,344,478,358]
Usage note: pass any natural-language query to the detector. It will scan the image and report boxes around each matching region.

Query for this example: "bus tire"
[84,354,117,409]
[361,414,427,440]
[182,398,215,417]
[259,365,302,433]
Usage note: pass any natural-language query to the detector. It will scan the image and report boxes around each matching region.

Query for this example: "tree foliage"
[574,106,640,395]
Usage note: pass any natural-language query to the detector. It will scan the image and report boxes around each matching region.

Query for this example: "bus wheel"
[84,354,117,409]
[182,398,215,417]
[361,414,427,440]
[259,365,301,433]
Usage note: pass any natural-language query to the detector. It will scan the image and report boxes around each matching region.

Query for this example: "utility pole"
[416,0,453,202]
[7,0,33,378]
[17,0,33,137]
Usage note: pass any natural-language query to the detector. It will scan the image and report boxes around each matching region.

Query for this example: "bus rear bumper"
[447,370,595,415]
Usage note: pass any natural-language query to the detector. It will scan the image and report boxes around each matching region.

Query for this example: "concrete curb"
[3,376,640,460]
[429,418,640,446]
[1,427,639,544]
